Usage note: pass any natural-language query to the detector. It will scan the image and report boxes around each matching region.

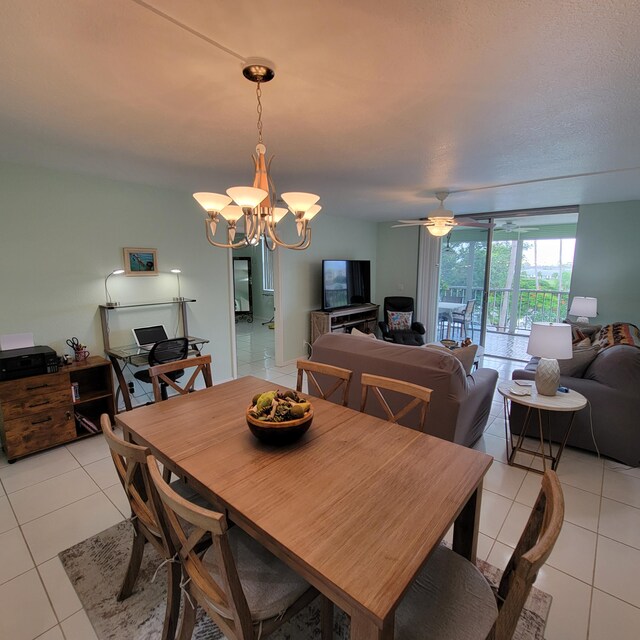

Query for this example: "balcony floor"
[438,324,530,362]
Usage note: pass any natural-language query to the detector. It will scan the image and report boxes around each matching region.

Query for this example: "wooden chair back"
[359,373,432,432]
[100,415,160,543]
[146,453,257,640]
[296,359,353,406]
[148,354,213,402]
[490,470,564,640]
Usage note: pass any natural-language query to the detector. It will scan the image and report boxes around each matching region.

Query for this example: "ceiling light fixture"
[193,58,320,251]
[394,192,493,236]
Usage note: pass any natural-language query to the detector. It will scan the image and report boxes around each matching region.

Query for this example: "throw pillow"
[558,345,600,377]
[593,323,640,349]
[351,327,377,339]
[425,343,478,375]
[387,311,412,331]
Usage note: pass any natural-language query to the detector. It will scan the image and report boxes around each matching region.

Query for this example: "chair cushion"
[395,544,497,640]
[202,527,309,621]
[388,311,413,331]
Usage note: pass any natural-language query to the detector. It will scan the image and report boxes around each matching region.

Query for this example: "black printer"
[0,346,59,381]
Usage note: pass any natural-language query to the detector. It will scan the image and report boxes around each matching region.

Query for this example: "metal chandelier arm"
[204,218,249,249]
[264,219,312,250]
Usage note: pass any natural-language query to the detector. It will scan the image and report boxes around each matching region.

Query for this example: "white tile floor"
[1,333,639,639]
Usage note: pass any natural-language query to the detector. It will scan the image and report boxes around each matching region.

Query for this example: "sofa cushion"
[558,345,600,377]
[426,344,478,376]
[387,310,412,331]
[564,320,602,341]
[351,327,377,339]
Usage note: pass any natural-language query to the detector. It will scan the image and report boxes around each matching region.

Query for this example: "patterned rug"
[60,521,551,640]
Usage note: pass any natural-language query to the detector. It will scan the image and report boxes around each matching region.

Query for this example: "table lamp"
[526,322,572,396]
[104,269,125,307]
[569,296,597,323]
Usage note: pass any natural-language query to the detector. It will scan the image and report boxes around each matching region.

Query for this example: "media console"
[310,303,379,343]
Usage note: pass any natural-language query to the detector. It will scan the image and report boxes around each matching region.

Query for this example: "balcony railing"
[441,287,569,333]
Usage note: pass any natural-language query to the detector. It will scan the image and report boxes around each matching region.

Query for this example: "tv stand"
[310,304,379,343]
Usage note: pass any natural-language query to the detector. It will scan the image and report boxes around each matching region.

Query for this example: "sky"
[521,238,575,267]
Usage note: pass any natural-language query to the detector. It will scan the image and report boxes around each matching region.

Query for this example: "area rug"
[60,521,551,640]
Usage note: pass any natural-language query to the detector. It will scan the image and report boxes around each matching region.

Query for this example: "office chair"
[134,338,189,401]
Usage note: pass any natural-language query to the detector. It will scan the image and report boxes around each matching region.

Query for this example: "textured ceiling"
[1,0,640,220]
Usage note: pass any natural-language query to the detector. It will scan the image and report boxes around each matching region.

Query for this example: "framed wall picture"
[123,247,159,275]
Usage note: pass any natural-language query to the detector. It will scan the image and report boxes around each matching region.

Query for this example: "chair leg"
[162,560,182,640]
[176,593,197,640]
[117,523,146,601]
[321,595,334,640]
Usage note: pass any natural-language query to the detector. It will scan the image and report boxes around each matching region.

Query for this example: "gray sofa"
[511,345,640,466]
[309,333,498,446]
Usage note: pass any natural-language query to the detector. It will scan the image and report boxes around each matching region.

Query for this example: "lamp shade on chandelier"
[193,59,321,251]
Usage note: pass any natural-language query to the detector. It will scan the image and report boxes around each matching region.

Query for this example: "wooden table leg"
[350,613,393,640]
[452,482,482,563]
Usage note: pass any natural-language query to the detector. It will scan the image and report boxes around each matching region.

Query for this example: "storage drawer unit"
[0,356,114,462]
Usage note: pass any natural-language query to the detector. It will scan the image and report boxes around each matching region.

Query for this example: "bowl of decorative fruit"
[246,389,313,445]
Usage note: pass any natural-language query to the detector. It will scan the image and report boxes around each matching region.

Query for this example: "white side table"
[498,381,587,473]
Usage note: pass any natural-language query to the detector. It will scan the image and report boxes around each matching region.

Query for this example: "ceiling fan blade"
[397,219,429,224]
[458,221,495,229]
[391,222,428,228]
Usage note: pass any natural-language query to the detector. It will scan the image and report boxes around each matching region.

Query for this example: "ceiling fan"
[494,221,539,234]
[393,192,493,236]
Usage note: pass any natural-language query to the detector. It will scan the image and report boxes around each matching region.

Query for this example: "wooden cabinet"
[0,356,114,462]
[310,304,380,343]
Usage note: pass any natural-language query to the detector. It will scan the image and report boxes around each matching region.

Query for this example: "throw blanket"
[594,323,640,349]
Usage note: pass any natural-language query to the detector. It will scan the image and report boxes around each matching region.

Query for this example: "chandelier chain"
[256,81,263,144]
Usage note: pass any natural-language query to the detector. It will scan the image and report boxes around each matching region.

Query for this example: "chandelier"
[193,59,321,251]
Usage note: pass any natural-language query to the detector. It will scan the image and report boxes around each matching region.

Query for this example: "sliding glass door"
[437,226,491,346]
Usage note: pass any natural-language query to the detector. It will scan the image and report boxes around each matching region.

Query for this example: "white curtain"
[416,227,442,343]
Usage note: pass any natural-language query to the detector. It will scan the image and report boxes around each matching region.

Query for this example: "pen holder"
[74,349,90,362]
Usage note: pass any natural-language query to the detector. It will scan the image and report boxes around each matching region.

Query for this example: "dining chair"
[145,452,327,640]
[394,470,564,640]
[450,299,476,340]
[360,373,432,432]
[100,414,182,640]
[134,338,189,401]
[148,354,213,402]
[296,359,353,406]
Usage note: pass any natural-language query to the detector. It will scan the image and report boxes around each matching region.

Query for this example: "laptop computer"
[132,325,169,349]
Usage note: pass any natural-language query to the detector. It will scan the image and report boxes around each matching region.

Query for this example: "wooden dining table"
[115,375,492,640]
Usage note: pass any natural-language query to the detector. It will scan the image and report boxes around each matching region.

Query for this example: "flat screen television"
[322,260,371,311]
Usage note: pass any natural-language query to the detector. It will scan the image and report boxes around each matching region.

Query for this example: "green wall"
[375,222,420,307]
[570,201,640,325]
[0,161,235,387]
[277,213,379,363]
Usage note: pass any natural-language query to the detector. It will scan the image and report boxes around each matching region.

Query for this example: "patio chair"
[394,470,564,640]
[450,300,475,340]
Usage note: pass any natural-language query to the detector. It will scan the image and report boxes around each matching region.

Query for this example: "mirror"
[233,257,253,323]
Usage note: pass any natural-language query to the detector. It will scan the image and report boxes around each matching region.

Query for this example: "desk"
[106,336,208,411]
[498,381,587,472]
[116,376,492,640]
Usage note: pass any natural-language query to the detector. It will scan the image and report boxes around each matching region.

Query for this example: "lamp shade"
[527,323,573,360]
[281,192,320,214]
[193,192,232,212]
[227,186,268,209]
[569,296,597,318]
[303,204,321,221]
[220,205,244,222]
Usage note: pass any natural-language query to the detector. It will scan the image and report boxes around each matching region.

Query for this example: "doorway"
[437,211,578,361]
[233,240,276,376]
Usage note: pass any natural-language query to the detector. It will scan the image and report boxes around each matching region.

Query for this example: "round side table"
[498,381,587,473]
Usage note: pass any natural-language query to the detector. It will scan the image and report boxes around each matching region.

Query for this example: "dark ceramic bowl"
[246,406,314,445]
